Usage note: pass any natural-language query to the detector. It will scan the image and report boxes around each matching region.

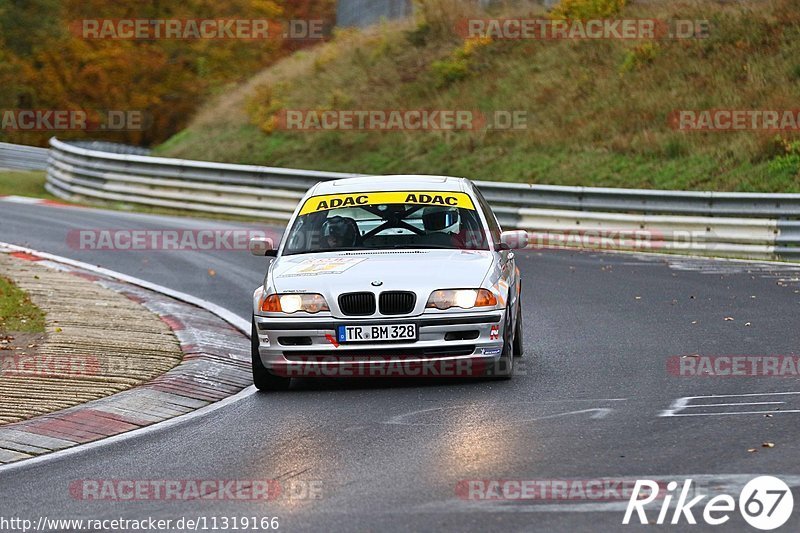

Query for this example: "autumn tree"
[0,0,335,146]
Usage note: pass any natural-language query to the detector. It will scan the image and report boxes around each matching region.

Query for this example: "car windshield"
[282,191,489,255]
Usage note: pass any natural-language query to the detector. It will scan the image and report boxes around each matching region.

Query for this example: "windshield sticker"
[298,191,476,215]
[278,257,367,277]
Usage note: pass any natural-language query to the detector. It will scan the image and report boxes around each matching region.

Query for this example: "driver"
[421,206,472,248]
[421,206,460,234]
[320,215,359,249]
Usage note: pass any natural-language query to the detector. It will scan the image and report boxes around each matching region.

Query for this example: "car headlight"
[426,289,497,310]
[260,293,329,314]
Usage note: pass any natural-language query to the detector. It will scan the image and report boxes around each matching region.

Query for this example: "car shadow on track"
[279,376,509,392]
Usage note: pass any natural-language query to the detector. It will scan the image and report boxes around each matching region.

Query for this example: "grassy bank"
[0,275,45,333]
[156,0,800,192]
[0,171,54,199]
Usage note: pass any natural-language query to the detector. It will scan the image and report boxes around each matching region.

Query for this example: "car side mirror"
[249,237,277,257]
[500,230,528,250]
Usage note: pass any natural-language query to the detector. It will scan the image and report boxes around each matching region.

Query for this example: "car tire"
[513,298,523,358]
[252,316,291,392]
[490,313,515,380]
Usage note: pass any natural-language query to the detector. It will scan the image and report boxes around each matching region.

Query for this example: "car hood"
[269,249,495,314]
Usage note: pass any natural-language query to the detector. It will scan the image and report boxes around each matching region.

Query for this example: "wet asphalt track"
[1,200,800,532]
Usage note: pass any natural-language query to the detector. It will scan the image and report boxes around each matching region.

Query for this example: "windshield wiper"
[283,247,363,255]
[284,244,458,255]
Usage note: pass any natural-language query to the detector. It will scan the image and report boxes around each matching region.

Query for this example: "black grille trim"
[338,292,376,316]
[277,336,313,346]
[379,291,416,315]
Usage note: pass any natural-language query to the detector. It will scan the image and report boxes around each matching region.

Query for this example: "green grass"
[0,171,55,199]
[0,275,45,333]
[155,0,800,192]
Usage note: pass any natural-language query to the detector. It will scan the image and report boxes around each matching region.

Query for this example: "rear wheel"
[252,317,291,391]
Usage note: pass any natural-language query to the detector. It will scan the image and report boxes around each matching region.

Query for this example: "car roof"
[309,175,471,196]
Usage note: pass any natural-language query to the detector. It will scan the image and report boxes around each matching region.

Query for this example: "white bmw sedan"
[249,175,527,390]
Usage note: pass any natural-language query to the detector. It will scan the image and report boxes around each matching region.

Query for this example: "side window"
[473,187,502,245]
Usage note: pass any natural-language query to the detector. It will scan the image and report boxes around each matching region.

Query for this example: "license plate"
[337,323,417,343]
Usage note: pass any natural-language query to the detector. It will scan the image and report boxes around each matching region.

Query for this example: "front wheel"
[489,313,515,380]
[252,317,291,391]
[513,299,524,358]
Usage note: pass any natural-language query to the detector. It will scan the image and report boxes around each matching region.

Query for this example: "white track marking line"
[684,391,800,398]
[660,391,800,417]
[536,398,628,403]
[0,196,48,204]
[682,401,784,408]
[386,403,622,425]
[530,408,613,420]
[0,241,256,474]
[662,410,800,417]
[556,246,800,267]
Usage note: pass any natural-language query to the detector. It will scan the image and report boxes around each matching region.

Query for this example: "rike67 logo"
[623,476,794,530]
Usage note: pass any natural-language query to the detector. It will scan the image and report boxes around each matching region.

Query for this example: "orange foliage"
[0,0,336,146]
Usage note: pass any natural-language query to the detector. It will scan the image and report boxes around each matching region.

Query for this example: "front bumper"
[253,310,508,378]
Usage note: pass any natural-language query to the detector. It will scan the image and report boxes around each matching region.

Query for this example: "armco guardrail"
[0,142,49,171]
[46,137,363,220]
[45,137,800,261]
[67,140,152,156]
